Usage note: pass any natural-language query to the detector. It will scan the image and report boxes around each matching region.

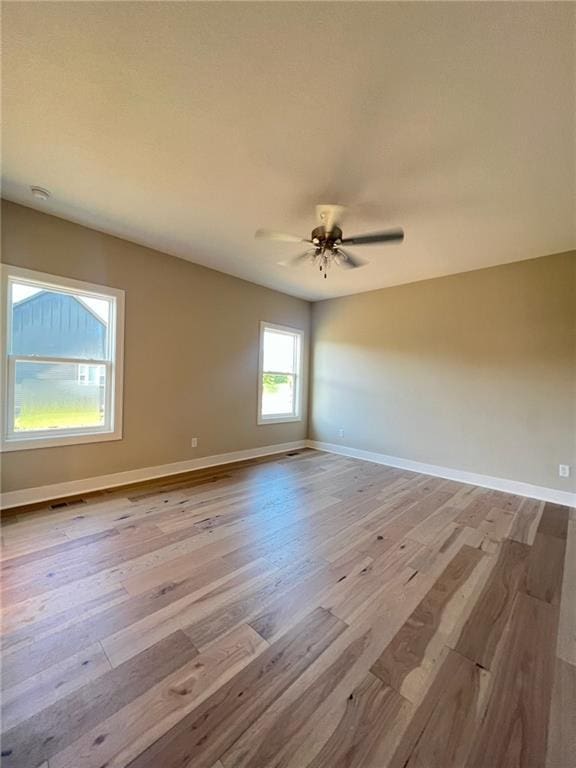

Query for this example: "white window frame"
[1,265,125,452]
[257,321,304,425]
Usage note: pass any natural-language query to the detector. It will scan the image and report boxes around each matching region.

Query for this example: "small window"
[1,265,124,451]
[258,322,303,424]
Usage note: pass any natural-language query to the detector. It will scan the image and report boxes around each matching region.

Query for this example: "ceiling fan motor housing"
[312,225,342,250]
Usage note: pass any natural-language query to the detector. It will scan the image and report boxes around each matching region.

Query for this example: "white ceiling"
[2,2,575,301]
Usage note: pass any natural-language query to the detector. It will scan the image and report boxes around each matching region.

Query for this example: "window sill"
[1,430,123,453]
[258,415,303,426]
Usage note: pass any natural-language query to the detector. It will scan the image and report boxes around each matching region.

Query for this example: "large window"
[258,322,303,424]
[1,265,124,451]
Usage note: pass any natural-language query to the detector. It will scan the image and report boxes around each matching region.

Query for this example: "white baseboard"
[0,440,308,510]
[306,440,576,507]
[3,438,574,510]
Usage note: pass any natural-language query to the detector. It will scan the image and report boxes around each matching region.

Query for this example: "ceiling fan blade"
[255,229,310,243]
[334,248,368,269]
[340,228,404,246]
[278,250,316,267]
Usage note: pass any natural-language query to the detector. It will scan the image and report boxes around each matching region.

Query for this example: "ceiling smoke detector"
[30,186,51,201]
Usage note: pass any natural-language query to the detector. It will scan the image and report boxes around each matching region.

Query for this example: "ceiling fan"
[255,204,404,278]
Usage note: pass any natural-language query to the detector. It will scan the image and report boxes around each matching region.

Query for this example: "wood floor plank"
[1,579,124,635]
[362,481,450,532]
[478,506,515,546]
[455,493,499,528]
[221,628,377,768]
[222,496,384,571]
[0,530,71,560]
[557,517,576,666]
[183,557,325,649]
[455,538,530,669]
[1,587,129,650]
[523,503,569,607]
[1,630,198,768]
[370,545,485,702]
[537,502,570,540]
[248,552,368,643]
[365,489,456,540]
[1,523,167,604]
[268,537,488,763]
[1,641,111,731]
[102,558,276,667]
[305,673,408,768]
[546,657,576,768]
[126,607,346,768]
[221,565,444,768]
[405,522,484,574]
[508,498,544,545]
[454,488,522,528]
[0,528,119,572]
[525,531,566,605]
[387,649,490,768]
[465,592,558,768]
[49,624,268,768]
[3,493,340,627]
[406,504,463,546]
[2,557,232,687]
[324,539,421,624]
[312,512,391,562]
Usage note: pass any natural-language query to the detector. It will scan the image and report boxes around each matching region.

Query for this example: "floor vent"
[286,451,301,456]
[49,498,87,510]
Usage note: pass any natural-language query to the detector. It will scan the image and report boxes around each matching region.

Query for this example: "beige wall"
[1,201,310,493]
[2,201,574,497]
[310,252,576,492]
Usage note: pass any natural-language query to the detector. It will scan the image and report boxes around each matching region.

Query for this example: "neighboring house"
[12,291,107,426]
[12,290,106,359]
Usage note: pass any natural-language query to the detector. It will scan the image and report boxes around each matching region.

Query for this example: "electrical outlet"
[338,428,345,439]
[559,464,570,478]
[191,437,198,448]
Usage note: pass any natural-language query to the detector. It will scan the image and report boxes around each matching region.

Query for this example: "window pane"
[13,360,106,432]
[261,373,295,416]
[10,282,110,359]
[263,329,296,373]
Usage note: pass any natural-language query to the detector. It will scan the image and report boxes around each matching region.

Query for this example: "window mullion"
[9,354,109,366]
[262,369,292,376]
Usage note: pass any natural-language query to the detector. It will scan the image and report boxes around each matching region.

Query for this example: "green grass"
[263,373,289,393]
[15,402,103,430]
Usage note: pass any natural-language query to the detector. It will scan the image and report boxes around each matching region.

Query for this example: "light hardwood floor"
[1,449,574,768]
